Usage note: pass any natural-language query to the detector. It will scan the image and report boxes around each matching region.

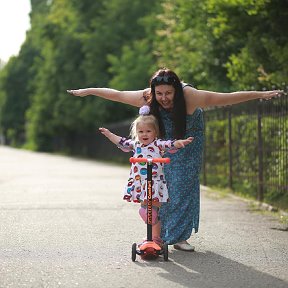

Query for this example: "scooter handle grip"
[129,157,170,164]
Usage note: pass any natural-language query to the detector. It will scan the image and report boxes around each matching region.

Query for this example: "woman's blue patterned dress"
[159,106,204,244]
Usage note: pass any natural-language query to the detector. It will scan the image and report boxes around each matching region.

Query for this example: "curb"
[200,185,288,217]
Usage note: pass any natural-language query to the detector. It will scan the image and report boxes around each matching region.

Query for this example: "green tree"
[25,0,157,151]
[207,0,288,89]
[0,40,39,146]
[25,0,86,151]
[107,1,163,91]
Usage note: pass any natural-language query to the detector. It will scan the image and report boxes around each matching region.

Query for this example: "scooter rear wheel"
[163,243,169,261]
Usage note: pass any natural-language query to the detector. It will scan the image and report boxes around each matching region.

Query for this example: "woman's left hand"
[260,90,285,100]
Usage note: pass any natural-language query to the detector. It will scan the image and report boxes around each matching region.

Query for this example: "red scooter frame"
[130,157,170,261]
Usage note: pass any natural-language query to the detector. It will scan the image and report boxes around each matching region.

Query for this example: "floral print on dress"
[118,138,177,203]
[159,106,204,244]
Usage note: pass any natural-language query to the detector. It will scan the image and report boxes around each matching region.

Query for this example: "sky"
[0,1,31,62]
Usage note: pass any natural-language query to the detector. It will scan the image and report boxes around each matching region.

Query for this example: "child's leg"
[139,204,159,225]
[139,203,163,245]
[152,220,161,239]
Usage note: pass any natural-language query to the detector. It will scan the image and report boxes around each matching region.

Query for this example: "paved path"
[0,146,287,288]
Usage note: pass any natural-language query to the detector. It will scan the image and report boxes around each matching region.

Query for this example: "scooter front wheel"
[132,243,137,262]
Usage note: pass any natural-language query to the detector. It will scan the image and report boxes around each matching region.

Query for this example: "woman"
[67,68,283,251]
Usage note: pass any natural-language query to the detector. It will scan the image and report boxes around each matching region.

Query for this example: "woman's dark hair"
[149,68,186,139]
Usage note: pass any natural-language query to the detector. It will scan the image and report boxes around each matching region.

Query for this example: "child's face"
[136,123,157,145]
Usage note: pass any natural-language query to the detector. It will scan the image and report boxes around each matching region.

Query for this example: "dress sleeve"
[117,137,135,152]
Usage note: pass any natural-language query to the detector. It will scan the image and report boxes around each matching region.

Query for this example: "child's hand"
[99,127,111,137]
[174,137,194,148]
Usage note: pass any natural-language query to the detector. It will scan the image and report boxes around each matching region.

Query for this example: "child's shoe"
[152,236,164,248]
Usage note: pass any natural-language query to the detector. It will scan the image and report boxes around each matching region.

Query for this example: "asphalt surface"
[0,146,287,288]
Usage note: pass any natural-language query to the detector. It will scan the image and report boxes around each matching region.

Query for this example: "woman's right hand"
[67,89,88,97]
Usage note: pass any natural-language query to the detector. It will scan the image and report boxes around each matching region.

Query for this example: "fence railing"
[202,94,287,209]
[65,91,287,209]
[66,120,132,163]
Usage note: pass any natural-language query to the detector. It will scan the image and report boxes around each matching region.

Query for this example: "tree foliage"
[0,0,286,150]
[0,0,286,208]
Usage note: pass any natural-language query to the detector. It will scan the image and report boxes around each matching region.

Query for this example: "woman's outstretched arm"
[67,87,148,107]
[184,86,285,113]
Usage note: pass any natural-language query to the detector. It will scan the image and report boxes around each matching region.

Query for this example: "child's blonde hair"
[130,114,160,141]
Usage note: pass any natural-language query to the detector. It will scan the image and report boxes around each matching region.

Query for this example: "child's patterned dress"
[118,138,177,203]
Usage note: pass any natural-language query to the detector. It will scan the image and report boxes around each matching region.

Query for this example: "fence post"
[257,101,264,202]
[228,107,233,189]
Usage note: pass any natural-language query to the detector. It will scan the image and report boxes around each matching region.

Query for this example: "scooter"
[130,157,170,262]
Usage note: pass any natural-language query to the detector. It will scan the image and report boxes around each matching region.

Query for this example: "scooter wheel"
[132,243,137,262]
[163,243,169,261]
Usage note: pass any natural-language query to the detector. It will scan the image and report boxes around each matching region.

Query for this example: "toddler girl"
[99,105,193,244]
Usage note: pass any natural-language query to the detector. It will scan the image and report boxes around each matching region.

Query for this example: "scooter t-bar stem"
[129,156,170,242]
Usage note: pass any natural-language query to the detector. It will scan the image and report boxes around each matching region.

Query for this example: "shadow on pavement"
[136,250,287,288]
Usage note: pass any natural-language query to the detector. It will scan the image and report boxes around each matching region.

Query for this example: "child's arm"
[173,137,194,149]
[99,128,122,145]
[157,137,194,153]
[99,127,134,152]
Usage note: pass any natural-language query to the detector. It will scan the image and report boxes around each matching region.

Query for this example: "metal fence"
[202,94,287,208]
[67,92,288,208]
[67,120,132,164]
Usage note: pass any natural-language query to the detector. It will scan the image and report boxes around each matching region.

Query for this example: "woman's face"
[155,84,175,110]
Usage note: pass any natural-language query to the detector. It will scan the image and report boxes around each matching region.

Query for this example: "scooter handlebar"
[129,157,170,164]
